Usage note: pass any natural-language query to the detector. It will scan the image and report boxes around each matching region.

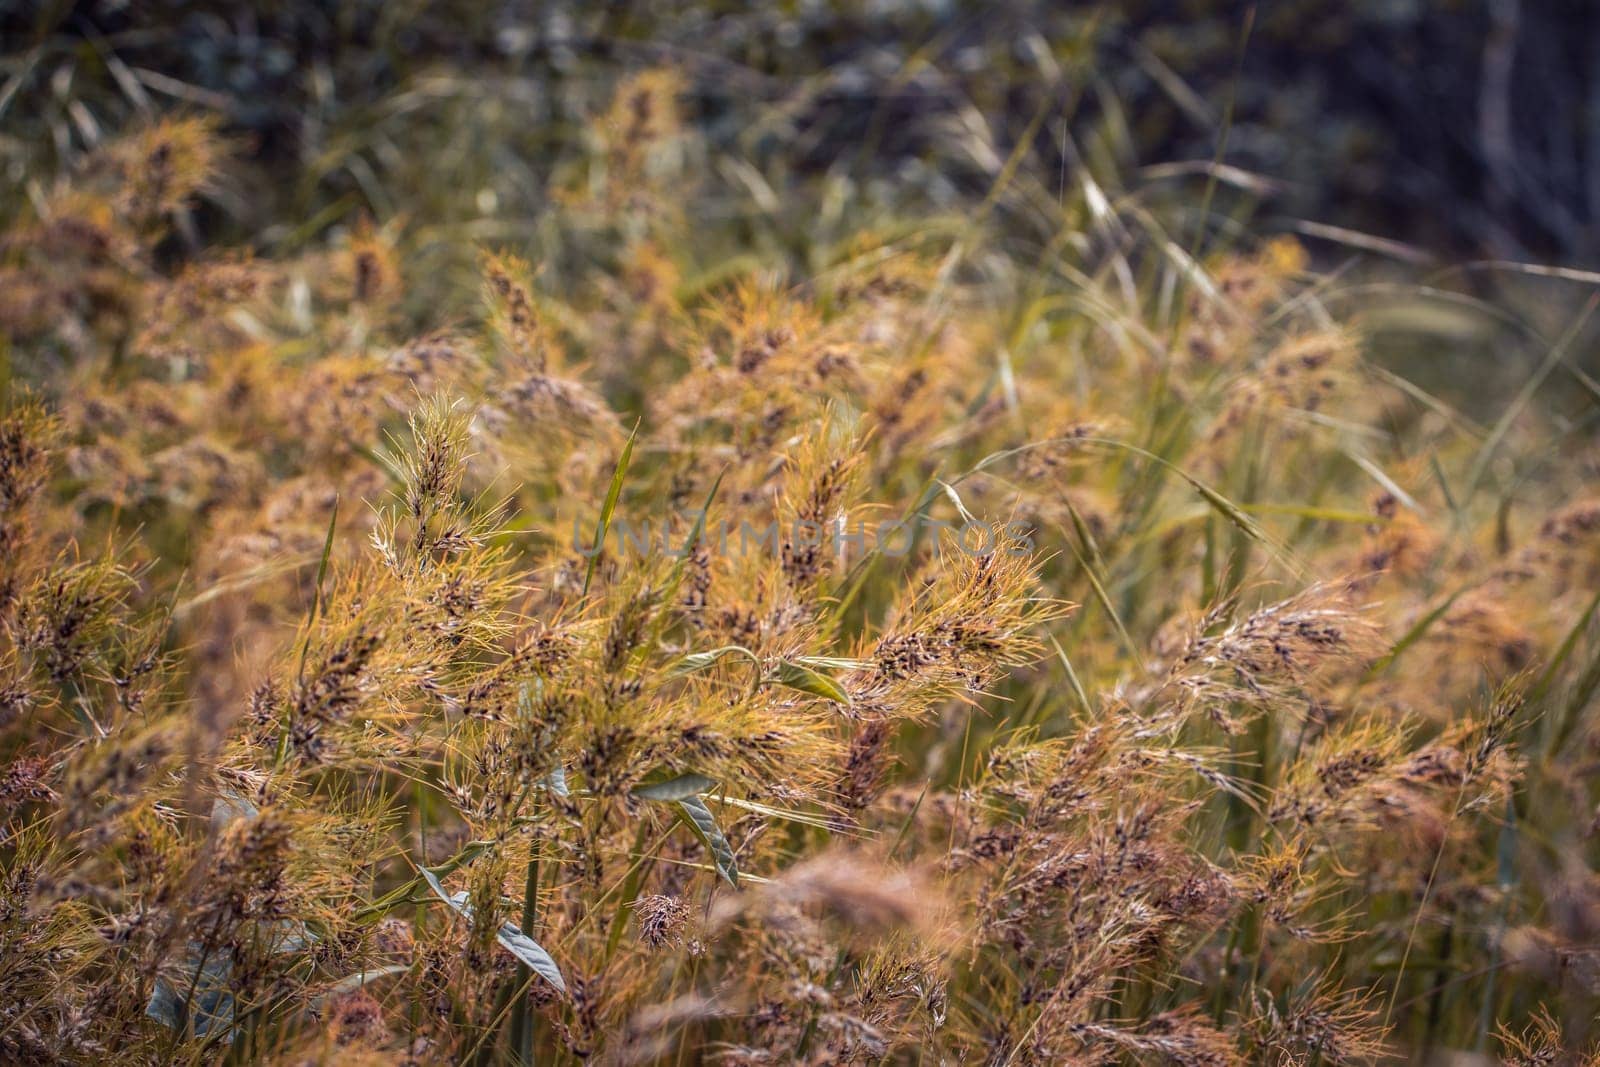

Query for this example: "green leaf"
[1059,501,1143,671]
[417,866,567,994]
[1495,792,1518,888]
[1466,294,1599,500]
[668,645,760,676]
[296,498,340,685]
[417,865,460,910]
[1048,634,1093,719]
[1237,502,1392,524]
[310,497,339,624]
[493,923,568,996]
[1550,632,1600,758]
[146,917,311,1042]
[669,468,725,567]
[957,435,1300,574]
[648,469,729,655]
[673,794,739,888]
[771,659,850,705]
[632,773,718,802]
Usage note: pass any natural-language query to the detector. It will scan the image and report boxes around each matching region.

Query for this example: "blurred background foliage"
[7,2,1599,256]
[4,1,1600,408]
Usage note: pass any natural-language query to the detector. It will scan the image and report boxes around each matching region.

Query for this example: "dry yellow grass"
[2,75,1599,1066]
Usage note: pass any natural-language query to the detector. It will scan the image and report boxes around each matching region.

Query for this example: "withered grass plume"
[2,55,1600,1067]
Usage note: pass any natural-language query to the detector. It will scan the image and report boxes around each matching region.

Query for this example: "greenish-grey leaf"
[493,921,568,995]
[668,645,759,676]
[146,945,235,1042]
[312,964,410,1009]
[418,865,459,913]
[210,791,259,832]
[1364,587,1464,681]
[632,772,717,802]
[417,865,567,995]
[674,795,739,888]
[771,660,850,705]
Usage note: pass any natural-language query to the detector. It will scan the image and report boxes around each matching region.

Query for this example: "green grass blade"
[1364,588,1465,681]
[583,423,637,597]
[1530,587,1600,707]
[1049,634,1093,720]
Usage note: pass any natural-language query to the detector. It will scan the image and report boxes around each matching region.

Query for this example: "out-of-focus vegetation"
[9,1,1600,267]
[4,4,1600,1065]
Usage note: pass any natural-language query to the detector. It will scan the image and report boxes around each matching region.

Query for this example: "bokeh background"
[6,1,1600,422]
[7,1,1599,263]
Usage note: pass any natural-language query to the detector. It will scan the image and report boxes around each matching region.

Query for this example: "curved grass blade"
[1466,294,1598,500]
[716,795,860,834]
[958,435,1299,574]
[1048,634,1093,719]
[1059,499,1144,672]
[671,468,724,568]
[1530,586,1600,706]
[1549,632,1600,759]
[648,468,729,652]
[296,497,340,683]
[791,655,873,671]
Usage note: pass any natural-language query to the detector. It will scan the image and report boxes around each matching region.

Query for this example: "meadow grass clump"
[2,64,1600,1067]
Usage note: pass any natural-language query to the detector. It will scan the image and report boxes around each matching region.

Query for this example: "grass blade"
[1466,294,1598,500]
[1530,587,1600,707]
[583,423,637,597]
[1365,587,1466,681]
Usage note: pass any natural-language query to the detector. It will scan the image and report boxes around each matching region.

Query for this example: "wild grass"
[2,59,1600,1067]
